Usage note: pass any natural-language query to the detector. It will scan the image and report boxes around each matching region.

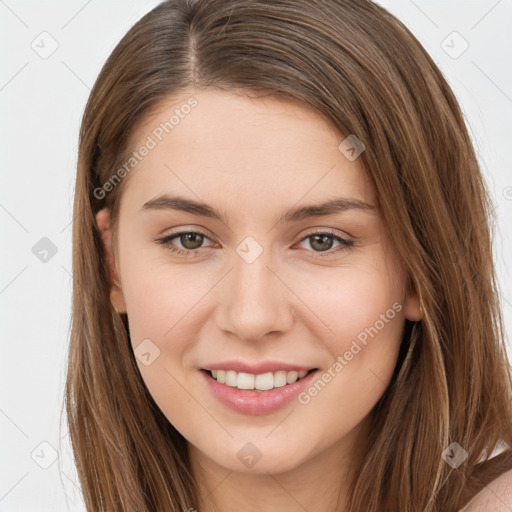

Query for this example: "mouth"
[201,366,320,415]
[201,368,318,392]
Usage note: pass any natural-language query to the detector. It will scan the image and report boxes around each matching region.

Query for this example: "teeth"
[238,372,255,389]
[274,370,287,388]
[255,372,273,390]
[208,369,311,390]
[287,371,298,384]
[225,370,238,387]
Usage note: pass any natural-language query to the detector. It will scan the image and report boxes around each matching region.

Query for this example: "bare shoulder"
[460,467,512,511]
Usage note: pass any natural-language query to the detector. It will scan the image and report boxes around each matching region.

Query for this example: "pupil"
[312,234,332,251]
[182,233,203,249]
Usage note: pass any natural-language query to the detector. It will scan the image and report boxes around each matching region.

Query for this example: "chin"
[201,440,309,475]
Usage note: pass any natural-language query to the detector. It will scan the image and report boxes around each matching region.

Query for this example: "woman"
[65,0,512,510]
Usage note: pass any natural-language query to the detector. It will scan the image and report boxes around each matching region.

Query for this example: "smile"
[201,367,319,415]
[206,369,313,391]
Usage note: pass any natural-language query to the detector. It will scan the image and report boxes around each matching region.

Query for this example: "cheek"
[291,259,404,351]
[119,243,207,346]
[119,257,207,436]
[290,257,406,410]
[295,278,405,426]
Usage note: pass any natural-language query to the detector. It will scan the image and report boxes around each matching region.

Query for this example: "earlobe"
[95,208,127,314]
[403,279,423,322]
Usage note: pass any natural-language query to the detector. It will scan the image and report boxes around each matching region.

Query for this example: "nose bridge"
[217,238,293,340]
[233,245,273,303]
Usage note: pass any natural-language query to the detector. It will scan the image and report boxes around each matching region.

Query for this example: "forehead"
[119,88,375,216]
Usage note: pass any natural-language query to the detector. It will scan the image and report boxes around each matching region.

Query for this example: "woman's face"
[98,87,421,475]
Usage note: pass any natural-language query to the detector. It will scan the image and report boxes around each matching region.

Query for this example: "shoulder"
[460,467,512,511]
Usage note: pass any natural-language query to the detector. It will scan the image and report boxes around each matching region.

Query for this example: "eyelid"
[159,225,213,238]
[159,226,353,242]
[156,226,354,258]
[298,226,353,241]
[294,228,354,256]
[157,228,215,248]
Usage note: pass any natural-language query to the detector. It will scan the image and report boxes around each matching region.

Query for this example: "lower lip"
[201,369,318,416]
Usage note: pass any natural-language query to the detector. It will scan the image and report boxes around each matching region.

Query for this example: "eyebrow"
[141,194,376,224]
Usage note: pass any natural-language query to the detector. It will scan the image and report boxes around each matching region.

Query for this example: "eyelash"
[156,229,354,258]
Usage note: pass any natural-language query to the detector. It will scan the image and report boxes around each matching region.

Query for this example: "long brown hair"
[65,0,512,510]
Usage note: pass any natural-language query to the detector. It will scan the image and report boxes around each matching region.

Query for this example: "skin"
[96,87,422,512]
[461,468,512,511]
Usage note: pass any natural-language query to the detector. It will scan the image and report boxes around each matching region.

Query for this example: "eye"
[296,230,353,257]
[156,230,214,256]
[156,228,354,258]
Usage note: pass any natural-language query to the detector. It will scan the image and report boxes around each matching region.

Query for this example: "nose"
[215,246,295,343]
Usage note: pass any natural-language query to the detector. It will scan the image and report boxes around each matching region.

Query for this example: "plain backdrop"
[1,1,511,510]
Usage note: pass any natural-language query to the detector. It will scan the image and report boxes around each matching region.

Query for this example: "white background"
[1,1,511,510]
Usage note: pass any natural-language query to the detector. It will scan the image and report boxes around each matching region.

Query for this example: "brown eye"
[309,234,336,252]
[297,230,354,257]
[177,232,205,250]
[157,230,213,256]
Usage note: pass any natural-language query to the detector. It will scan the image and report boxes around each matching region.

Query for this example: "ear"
[95,208,127,314]
[403,277,423,322]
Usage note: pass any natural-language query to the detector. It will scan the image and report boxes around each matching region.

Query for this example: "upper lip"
[202,361,317,374]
